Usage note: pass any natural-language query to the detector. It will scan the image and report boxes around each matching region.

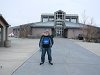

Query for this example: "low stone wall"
[0,41,1,47]
[4,40,11,47]
[0,41,4,47]
[95,39,100,43]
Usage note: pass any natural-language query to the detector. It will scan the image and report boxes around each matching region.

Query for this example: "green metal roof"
[31,21,82,28]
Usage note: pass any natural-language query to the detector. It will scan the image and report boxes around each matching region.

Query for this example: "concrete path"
[12,38,100,75]
[0,38,39,75]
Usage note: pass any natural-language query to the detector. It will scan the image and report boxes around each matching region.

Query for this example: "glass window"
[43,18,48,22]
[55,11,65,20]
[49,18,54,21]
[71,19,77,23]
[66,19,70,21]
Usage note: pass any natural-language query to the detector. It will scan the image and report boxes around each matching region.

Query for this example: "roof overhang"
[31,26,54,28]
[0,14,10,27]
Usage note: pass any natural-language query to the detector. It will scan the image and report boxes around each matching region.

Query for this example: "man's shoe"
[49,62,53,65]
[40,62,44,65]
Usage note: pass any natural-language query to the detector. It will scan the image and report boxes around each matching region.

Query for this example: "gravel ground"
[72,39,100,56]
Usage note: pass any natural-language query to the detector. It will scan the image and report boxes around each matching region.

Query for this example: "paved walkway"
[12,38,100,75]
[0,38,39,75]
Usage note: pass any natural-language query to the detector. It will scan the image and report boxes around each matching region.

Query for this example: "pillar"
[48,16,50,21]
[76,18,79,23]
[41,16,43,22]
[4,26,11,47]
[1,27,5,46]
[69,18,71,22]
[5,27,8,40]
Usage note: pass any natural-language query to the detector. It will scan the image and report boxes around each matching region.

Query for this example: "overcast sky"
[0,0,100,27]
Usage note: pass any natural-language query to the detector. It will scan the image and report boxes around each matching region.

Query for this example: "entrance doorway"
[55,27,63,37]
[64,28,68,38]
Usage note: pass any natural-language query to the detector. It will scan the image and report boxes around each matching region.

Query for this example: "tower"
[54,10,66,37]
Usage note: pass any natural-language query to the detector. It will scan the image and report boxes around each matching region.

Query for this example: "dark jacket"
[39,35,54,48]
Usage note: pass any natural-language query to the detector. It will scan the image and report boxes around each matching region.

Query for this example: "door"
[64,28,68,38]
[56,27,63,37]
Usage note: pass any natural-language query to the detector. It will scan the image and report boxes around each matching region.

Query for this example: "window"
[49,18,54,21]
[56,11,64,20]
[66,19,70,21]
[71,19,77,23]
[43,18,48,22]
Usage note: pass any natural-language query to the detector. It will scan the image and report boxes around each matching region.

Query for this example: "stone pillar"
[69,18,71,22]
[1,27,4,46]
[5,27,8,40]
[55,28,57,37]
[4,26,11,47]
[76,18,79,23]
[48,16,49,21]
[41,16,43,22]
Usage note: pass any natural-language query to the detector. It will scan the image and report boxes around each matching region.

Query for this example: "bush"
[78,34,83,40]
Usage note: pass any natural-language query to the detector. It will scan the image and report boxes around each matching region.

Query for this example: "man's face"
[44,31,49,36]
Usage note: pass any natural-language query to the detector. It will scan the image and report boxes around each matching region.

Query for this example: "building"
[0,14,10,47]
[13,10,85,38]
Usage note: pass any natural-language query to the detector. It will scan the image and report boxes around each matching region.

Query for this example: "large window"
[43,18,48,22]
[56,27,63,37]
[66,19,70,21]
[49,18,54,21]
[56,11,64,20]
[71,19,77,23]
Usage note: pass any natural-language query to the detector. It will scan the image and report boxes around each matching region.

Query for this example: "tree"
[80,11,98,42]
[80,10,88,40]
[86,17,99,42]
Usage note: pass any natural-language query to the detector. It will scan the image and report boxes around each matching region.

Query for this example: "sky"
[0,0,100,27]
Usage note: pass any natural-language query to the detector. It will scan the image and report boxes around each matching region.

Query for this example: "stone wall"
[67,28,82,39]
[31,28,52,38]
[19,25,31,38]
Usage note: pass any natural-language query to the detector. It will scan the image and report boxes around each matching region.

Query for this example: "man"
[39,30,54,65]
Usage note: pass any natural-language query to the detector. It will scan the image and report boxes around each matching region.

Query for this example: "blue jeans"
[41,48,52,63]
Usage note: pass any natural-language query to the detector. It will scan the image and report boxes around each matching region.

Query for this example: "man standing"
[39,30,54,65]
